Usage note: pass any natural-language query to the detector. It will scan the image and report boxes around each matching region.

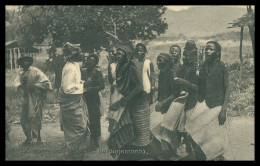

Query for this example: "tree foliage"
[16,5,168,52]
[228,5,255,58]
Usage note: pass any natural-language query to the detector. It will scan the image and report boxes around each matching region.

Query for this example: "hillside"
[162,6,247,38]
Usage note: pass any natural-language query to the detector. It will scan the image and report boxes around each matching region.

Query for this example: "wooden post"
[9,49,13,70]
[18,48,21,68]
[239,26,244,91]
[12,48,16,69]
[13,48,17,69]
[5,50,8,69]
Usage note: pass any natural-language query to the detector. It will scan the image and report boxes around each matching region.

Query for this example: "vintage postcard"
[5,5,254,161]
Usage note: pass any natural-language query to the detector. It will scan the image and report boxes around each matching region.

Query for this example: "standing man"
[133,43,156,105]
[53,48,66,98]
[58,42,90,160]
[16,55,52,146]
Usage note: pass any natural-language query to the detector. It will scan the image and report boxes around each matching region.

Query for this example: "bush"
[227,60,254,117]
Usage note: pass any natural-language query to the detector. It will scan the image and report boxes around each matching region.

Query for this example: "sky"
[166,5,248,11]
[6,5,251,12]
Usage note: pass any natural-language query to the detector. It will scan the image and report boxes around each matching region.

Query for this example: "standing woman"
[107,43,153,160]
[58,42,90,160]
[185,41,231,160]
[16,55,52,146]
[107,43,125,125]
[82,53,105,150]
[150,53,180,160]
[173,40,199,159]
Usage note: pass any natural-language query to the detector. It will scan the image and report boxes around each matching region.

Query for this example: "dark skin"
[135,45,156,100]
[136,46,146,62]
[18,60,31,91]
[155,56,175,112]
[205,43,230,125]
[21,60,31,71]
[32,86,46,143]
[84,56,104,93]
[107,47,118,85]
[20,60,44,143]
[109,49,143,111]
[174,50,199,91]
[170,46,181,65]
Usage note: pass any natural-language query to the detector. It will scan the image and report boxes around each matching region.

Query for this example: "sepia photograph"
[5,5,255,161]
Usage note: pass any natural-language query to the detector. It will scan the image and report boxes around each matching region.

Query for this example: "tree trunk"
[247,5,255,64]
[248,25,255,60]
[239,26,244,91]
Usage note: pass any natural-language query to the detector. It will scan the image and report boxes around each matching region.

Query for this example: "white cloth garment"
[142,59,151,94]
[185,100,230,160]
[60,61,83,94]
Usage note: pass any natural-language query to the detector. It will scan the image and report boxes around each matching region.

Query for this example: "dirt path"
[5,116,254,161]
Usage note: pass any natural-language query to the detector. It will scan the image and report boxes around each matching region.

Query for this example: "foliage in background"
[227,60,254,117]
[14,5,168,53]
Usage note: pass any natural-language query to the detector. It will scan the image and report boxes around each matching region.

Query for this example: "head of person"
[17,56,33,71]
[134,43,147,61]
[117,44,134,64]
[86,53,99,70]
[157,53,173,71]
[108,43,119,63]
[63,42,83,62]
[82,54,88,67]
[183,40,197,66]
[169,45,181,63]
[205,41,221,63]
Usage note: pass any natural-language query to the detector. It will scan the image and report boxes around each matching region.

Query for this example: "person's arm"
[120,65,143,106]
[150,62,156,90]
[156,74,178,112]
[174,77,198,91]
[107,64,114,85]
[110,65,143,111]
[218,65,231,125]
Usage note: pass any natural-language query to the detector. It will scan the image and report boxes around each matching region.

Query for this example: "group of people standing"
[14,39,231,161]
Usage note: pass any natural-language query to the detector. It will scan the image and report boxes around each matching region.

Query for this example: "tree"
[228,5,255,89]
[17,5,168,53]
[246,5,255,59]
[5,9,21,42]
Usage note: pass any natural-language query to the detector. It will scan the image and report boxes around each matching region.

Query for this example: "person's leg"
[155,140,179,160]
[187,135,206,160]
[37,127,42,143]
[20,106,33,145]
[144,136,163,158]
[90,102,101,149]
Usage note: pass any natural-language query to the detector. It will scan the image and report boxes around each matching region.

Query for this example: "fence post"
[18,48,21,68]
[13,48,17,69]
[9,49,13,70]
